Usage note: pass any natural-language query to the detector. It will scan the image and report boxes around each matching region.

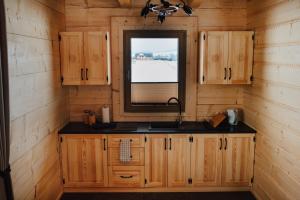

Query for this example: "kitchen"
[0,0,299,200]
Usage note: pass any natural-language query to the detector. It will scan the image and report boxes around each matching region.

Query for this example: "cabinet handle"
[86,68,88,80]
[224,68,227,80]
[120,175,133,179]
[225,138,228,150]
[169,138,172,150]
[103,138,106,151]
[229,68,232,80]
[164,138,167,150]
[219,138,222,150]
[81,68,84,80]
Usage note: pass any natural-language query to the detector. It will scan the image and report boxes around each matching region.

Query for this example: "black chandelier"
[141,0,193,23]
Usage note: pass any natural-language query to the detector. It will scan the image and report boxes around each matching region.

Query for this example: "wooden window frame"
[123,30,186,113]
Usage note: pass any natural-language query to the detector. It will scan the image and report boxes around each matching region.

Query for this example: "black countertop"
[58,121,256,134]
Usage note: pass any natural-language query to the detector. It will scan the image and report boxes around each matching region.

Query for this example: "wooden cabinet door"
[60,32,84,85]
[191,134,222,187]
[228,32,254,84]
[200,31,229,84]
[167,134,191,187]
[61,134,108,187]
[84,32,109,85]
[222,134,254,186]
[145,134,168,188]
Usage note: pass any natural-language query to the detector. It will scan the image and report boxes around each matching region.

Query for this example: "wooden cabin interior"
[0,0,299,199]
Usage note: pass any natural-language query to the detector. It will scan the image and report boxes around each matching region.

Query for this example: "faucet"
[167,97,183,126]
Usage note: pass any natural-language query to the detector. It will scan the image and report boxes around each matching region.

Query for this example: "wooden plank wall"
[245,0,300,199]
[65,0,247,121]
[5,0,68,199]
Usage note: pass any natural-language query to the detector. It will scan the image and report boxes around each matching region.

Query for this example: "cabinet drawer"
[108,147,145,166]
[108,135,145,148]
[109,166,144,187]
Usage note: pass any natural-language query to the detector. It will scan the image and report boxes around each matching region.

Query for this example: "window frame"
[123,30,186,113]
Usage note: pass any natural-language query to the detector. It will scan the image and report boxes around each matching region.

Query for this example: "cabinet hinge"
[253,136,256,142]
[203,34,206,41]
[252,33,255,41]
[145,136,147,143]
[60,137,63,143]
[60,76,64,83]
[106,75,109,82]
[189,136,193,143]
[250,75,254,82]
[62,178,65,184]
[251,177,254,184]
[58,34,62,41]
[105,34,107,40]
[145,179,147,185]
[202,76,205,82]
[188,178,193,184]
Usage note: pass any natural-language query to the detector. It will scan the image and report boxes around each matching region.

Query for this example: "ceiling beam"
[118,0,132,8]
[187,0,202,8]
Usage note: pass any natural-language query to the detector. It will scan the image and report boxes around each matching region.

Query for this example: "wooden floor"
[61,192,256,200]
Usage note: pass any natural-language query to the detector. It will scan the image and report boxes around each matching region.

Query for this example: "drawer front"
[108,147,145,166]
[108,134,145,148]
[109,166,144,188]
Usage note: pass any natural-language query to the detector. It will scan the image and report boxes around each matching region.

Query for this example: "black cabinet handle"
[120,175,133,179]
[103,138,106,151]
[224,68,227,80]
[229,68,232,80]
[81,68,84,80]
[86,68,88,80]
[219,138,223,150]
[164,138,167,150]
[169,138,172,150]
[225,138,228,150]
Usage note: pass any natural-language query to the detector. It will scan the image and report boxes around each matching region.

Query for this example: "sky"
[131,38,178,54]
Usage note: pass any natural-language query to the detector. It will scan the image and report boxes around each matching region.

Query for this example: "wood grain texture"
[6,0,68,199]
[65,0,247,121]
[145,134,168,188]
[61,134,108,188]
[246,1,300,199]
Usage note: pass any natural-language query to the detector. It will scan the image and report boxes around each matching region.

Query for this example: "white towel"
[120,139,131,163]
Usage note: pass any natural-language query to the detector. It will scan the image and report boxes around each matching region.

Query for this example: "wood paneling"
[65,0,247,121]
[6,0,68,199]
[246,1,300,199]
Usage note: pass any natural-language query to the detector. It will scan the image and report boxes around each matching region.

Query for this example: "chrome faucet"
[167,97,183,126]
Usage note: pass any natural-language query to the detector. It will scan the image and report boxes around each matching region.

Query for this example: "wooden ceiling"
[66,0,202,8]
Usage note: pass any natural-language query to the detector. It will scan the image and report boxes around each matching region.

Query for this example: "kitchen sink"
[150,122,180,129]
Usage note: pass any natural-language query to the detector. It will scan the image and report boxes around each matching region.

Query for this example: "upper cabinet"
[199,31,254,85]
[59,32,111,86]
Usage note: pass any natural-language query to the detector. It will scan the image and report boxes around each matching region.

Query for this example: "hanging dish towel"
[120,139,131,163]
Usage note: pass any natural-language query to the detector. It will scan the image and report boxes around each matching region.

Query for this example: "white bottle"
[102,106,110,124]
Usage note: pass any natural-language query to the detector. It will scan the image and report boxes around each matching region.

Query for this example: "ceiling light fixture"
[141,0,192,24]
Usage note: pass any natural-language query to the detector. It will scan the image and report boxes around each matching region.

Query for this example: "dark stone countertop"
[58,120,256,134]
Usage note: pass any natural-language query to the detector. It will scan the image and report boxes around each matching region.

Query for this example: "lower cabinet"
[109,166,144,187]
[167,134,191,187]
[61,134,108,187]
[191,134,223,187]
[221,134,255,186]
[144,134,168,188]
[60,133,254,189]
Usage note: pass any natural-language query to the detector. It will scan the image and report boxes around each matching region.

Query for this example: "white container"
[102,106,110,123]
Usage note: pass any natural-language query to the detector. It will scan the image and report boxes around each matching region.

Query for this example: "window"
[124,30,186,112]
